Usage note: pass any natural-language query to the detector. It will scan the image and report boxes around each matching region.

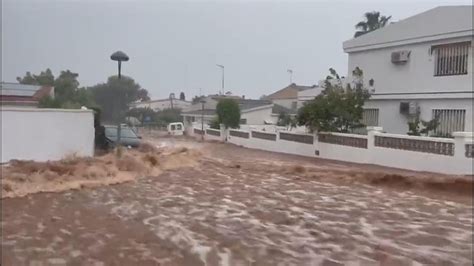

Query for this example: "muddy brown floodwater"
[2,137,473,265]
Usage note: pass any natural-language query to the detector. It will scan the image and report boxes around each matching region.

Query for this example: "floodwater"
[1,137,473,265]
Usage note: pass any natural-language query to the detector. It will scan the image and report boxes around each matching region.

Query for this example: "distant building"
[130,98,191,111]
[265,83,317,111]
[0,82,54,108]
[343,6,473,135]
[182,95,274,127]
[297,86,323,109]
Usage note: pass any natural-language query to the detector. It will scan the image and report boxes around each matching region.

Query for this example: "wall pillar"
[452,132,473,159]
[220,124,227,142]
[367,126,383,151]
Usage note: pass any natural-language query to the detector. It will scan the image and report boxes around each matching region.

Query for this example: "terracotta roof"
[266,83,316,100]
[32,86,54,99]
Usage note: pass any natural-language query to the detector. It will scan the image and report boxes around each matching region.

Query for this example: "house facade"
[181,95,274,130]
[343,6,473,135]
[131,98,191,111]
[265,83,316,111]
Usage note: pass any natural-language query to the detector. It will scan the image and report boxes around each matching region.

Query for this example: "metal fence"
[374,136,454,156]
[318,133,368,149]
[251,131,277,141]
[279,132,314,144]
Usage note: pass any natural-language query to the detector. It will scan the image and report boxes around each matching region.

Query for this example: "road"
[2,138,473,265]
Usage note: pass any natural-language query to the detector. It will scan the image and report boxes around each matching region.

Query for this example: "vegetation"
[209,118,221,130]
[297,68,370,133]
[87,75,150,123]
[216,98,241,129]
[277,112,296,129]
[407,112,439,136]
[179,92,186,101]
[18,69,97,109]
[18,69,150,123]
[354,11,391,38]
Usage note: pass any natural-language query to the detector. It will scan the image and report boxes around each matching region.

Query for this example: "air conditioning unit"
[391,50,410,64]
[400,102,419,115]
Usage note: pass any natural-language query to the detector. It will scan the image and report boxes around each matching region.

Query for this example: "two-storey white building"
[343,6,473,136]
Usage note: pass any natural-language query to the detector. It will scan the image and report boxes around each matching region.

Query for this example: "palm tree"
[354,11,391,38]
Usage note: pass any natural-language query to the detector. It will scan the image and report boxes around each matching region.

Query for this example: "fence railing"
[194,128,204,135]
[206,129,221,137]
[374,135,454,156]
[318,133,368,149]
[251,131,277,141]
[465,144,474,158]
[229,130,250,139]
[279,132,314,144]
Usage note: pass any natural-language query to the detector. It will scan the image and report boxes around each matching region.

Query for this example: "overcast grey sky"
[2,0,471,99]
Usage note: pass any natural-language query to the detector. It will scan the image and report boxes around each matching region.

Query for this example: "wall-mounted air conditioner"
[391,50,411,64]
[400,102,419,115]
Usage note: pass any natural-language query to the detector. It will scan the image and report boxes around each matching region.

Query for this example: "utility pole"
[200,99,205,141]
[110,51,129,147]
[217,64,224,94]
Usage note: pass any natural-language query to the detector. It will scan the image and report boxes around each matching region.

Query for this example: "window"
[433,42,470,76]
[432,109,465,136]
[240,118,247,125]
[362,108,379,126]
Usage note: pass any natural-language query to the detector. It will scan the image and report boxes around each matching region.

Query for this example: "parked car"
[167,122,184,136]
[104,125,142,148]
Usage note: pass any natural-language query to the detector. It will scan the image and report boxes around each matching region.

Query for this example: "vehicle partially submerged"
[104,125,142,148]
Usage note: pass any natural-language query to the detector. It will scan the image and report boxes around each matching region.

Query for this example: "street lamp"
[287,69,293,84]
[110,51,129,146]
[200,99,206,141]
[216,64,224,95]
[111,51,129,79]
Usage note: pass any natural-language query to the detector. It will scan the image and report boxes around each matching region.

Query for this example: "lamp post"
[287,69,293,84]
[110,51,129,145]
[216,64,224,94]
[200,99,206,141]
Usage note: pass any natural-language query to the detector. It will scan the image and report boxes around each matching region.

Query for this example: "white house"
[265,83,317,111]
[181,95,274,129]
[296,85,323,109]
[131,98,191,111]
[343,6,473,136]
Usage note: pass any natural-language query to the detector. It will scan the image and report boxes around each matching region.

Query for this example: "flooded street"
[2,138,473,265]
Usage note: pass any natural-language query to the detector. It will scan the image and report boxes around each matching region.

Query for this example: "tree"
[88,75,149,123]
[216,98,240,128]
[126,107,156,124]
[297,68,370,133]
[17,68,54,86]
[180,92,186,101]
[354,11,391,38]
[155,108,182,127]
[277,112,296,129]
[18,68,96,109]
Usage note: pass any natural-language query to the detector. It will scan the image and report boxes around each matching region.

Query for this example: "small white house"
[343,6,473,136]
[181,95,274,130]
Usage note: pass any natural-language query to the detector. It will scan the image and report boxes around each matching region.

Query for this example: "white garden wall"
[189,124,473,175]
[1,107,95,163]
